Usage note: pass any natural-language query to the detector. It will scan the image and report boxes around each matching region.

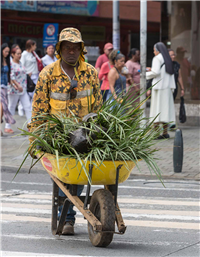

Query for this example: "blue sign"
[43,23,59,48]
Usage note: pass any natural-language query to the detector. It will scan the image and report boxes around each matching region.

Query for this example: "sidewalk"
[1,114,200,181]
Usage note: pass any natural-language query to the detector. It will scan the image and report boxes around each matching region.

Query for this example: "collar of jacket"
[52,58,87,77]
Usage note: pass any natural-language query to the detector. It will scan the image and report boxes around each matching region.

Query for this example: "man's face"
[60,41,81,64]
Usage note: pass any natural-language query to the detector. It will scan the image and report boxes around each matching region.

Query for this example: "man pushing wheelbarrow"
[28,27,102,236]
[20,27,163,247]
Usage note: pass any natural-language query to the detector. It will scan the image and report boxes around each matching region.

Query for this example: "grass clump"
[16,89,163,182]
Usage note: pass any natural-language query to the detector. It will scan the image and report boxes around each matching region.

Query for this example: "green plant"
[15,88,163,184]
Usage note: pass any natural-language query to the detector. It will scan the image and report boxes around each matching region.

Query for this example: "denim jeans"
[58,185,84,225]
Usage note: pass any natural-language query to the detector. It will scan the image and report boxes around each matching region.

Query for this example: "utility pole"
[140,0,147,119]
[113,1,120,50]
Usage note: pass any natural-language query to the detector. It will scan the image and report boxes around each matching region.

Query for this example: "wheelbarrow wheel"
[88,189,115,247]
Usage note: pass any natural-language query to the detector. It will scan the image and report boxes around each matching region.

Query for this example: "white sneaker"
[18,108,24,116]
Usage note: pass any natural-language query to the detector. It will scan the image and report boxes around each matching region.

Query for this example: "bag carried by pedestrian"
[32,51,44,72]
[179,96,186,123]
[27,74,36,93]
[146,79,153,90]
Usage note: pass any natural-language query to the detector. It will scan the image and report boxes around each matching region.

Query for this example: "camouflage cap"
[55,27,85,60]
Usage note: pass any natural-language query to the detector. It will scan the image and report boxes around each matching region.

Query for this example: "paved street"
[1,171,200,257]
[1,113,200,256]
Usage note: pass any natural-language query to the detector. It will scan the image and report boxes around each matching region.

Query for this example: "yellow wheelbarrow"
[38,152,137,247]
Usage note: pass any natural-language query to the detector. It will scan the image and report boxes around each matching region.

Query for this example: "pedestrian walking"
[107,51,126,103]
[21,39,40,88]
[98,49,118,102]
[5,47,32,132]
[95,42,113,74]
[10,44,20,62]
[168,49,185,100]
[0,43,16,135]
[41,44,57,67]
[27,27,102,235]
[126,48,141,105]
[146,42,176,139]
[19,39,39,116]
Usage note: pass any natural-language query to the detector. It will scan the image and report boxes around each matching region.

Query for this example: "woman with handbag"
[168,49,184,100]
[5,47,32,132]
[19,40,41,115]
[0,43,16,135]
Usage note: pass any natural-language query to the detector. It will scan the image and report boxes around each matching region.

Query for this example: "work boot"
[62,221,74,235]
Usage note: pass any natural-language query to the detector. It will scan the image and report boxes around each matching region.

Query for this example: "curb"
[129,173,200,181]
[1,166,46,175]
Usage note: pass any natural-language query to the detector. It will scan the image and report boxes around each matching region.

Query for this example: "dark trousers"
[101,90,109,103]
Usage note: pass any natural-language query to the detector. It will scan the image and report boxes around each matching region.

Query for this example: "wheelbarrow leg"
[56,184,78,235]
[84,164,93,210]
[114,164,123,206]
[52,181,71,236]
[106,164,126,234]
[56,198,71,235]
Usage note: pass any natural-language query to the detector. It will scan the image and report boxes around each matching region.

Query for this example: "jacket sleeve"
[10,63,16,81]
[146,56,161,80]
[27,69,50,135]
[20,52,26,69]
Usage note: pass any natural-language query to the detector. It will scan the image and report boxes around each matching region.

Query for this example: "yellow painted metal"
[38,153,137,185]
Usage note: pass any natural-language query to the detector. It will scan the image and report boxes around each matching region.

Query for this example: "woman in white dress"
[146,42,176,139]
[41,44,57,67]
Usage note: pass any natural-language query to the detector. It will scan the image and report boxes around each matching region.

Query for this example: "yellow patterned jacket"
[27,59,102,133]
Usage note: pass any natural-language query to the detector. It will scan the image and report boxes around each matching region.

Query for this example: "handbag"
[32,51,44,72]
[27,74,36,93]
[179,96,186,123]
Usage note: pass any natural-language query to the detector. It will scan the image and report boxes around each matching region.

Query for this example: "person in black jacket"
[168,49,185,100]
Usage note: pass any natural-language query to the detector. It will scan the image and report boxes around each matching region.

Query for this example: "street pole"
[140,0,147,119]
[113,1,120,50]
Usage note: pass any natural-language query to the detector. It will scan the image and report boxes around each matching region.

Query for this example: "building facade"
[1,1,161,66]
[162,1,200,102]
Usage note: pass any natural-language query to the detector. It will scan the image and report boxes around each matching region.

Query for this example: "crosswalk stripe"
[118,198,200,206]
[1,194,199,206]
[2,207,199,221]
[1,214,199,230]
[1,203,199,217]
[1,251,97,257]
[1,189,199,231]
[124,220,200,230]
